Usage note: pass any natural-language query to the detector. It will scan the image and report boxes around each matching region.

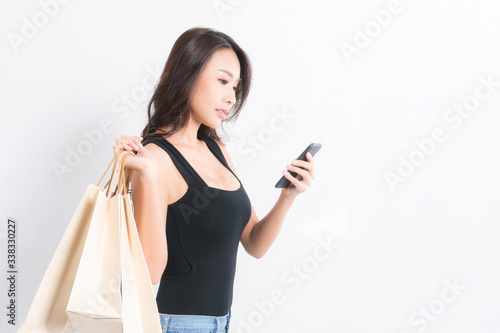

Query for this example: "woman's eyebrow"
[218,69,241,82]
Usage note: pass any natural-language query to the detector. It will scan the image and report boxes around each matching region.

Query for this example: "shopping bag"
[18,149,162,333]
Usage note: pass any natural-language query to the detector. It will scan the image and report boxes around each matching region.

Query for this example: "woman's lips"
[216,109,227,118]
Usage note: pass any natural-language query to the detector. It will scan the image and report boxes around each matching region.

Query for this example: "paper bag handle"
[97,149,135,198]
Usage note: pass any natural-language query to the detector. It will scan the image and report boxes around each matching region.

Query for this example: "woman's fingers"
[281,168,306,191]
[114,136,144,153]
[286,164,311,185]
[281,152,315,194]
[288,153,315,179]
[305,152,315,180]
[114,143,135,154]
[122,135,144,148]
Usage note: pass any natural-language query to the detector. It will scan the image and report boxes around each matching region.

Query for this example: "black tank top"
[141,135,252,316]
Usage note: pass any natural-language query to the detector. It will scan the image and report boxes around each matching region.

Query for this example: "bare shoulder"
[142,142,182,206]
[143,142,174,169]
[143,142,178,185]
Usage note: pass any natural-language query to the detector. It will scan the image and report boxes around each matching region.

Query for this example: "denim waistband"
[159,309,231,332]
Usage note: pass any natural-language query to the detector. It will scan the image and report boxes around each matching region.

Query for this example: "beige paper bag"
[18,150,161,333]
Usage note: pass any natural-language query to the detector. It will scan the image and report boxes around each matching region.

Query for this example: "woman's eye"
[219,78,238,92]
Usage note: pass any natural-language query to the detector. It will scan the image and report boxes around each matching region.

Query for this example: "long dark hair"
[140,27,252,143]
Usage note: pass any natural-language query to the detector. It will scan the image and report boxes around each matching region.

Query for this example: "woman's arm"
[214,140,316,259]
[130,161,168,285]
[242,193,296,258]
[114,136,170,285]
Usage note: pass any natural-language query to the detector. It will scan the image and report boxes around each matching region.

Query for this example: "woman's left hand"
[280,152,316,198]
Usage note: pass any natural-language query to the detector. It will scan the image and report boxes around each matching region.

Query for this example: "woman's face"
[189,48,241,128]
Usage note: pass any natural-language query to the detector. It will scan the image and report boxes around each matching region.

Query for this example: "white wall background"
[2,0,500,332]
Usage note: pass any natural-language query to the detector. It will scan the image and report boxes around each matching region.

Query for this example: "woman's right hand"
[113,135,158,177]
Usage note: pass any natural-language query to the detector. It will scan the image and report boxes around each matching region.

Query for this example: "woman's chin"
[203,120,222,129]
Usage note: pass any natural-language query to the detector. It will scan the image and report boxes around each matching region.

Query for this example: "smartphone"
[275,143,322,188]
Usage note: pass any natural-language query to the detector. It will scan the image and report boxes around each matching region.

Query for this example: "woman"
[113,27,316,333]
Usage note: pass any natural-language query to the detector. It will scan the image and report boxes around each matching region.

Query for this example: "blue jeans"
[159,309,231,333]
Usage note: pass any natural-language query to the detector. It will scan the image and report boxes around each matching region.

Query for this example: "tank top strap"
[141,135,199,187]
[200,137,238,180]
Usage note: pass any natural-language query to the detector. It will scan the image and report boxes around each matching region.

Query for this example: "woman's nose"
[225,88,236,105]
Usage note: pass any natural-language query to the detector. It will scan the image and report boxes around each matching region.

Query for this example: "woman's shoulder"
[142,140,175,168]
[141,140,184,205]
